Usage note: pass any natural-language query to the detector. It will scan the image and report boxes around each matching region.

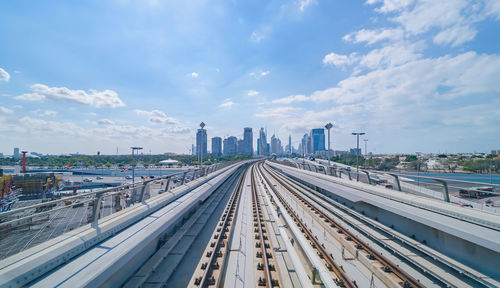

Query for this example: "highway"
[1,160,499,287]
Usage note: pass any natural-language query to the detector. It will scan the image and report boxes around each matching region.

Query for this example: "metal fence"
[289,161,500,213]
[0,163,229,260]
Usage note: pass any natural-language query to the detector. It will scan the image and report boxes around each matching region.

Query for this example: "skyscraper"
[13,148,20,159]
[196,128,207,162]
[211,137,222,156]
[258,128,268,156]
[270,135,282,155]
[243,127,253,156]
[237,139,245,155]
[311,128,325,152]
[223,136,237,155]
[288,135,292,154]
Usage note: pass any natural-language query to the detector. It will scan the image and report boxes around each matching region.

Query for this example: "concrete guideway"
[2,159,499,287]
[267,160,500,285]
[0,161,247,288]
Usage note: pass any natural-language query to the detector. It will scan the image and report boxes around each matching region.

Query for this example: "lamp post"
[363,139,368,169]
[131,147,143,196]
[352,132,365,181]
[199,122,206,168]
[325,123,333,167]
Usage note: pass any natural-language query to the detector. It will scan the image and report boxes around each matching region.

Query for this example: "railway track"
[261,162,499,288]
[250,166,280,287]
[190,166,247,287]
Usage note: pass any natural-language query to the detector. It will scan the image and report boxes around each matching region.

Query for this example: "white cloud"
[41,110,57,117]
[299,0,317,12]
[343,28,404,45]
[219,98,234,108]
[135,109,179,125]
[247,90,259,96]
[87,112,97,116]
[0,68,10,82]
[261,71,270,76]
[249,70,271,79]
[250,27,271,43]
[272,94,309,104]
[0,106,14,114]
[323,52,357,67]
[357,41,424,69]
[98,118,114,125]
[433,24,477,47]
[14,84,124,108]
[189,72,199,78]
[366,0,414,13]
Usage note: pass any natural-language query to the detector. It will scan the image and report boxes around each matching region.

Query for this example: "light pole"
[363,139,368,169]
[325,123,333,167]
[131,147,143,194]
[199,122,206,167]
[352,132,365,181]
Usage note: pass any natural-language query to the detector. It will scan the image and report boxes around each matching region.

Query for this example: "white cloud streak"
[15,84,124,108]
[0,68,10,82]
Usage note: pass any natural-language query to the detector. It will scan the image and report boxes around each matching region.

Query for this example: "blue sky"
[1,0,499,155]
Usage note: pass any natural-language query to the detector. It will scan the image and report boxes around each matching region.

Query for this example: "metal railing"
[0,163,229,260]
[286,160,500,213]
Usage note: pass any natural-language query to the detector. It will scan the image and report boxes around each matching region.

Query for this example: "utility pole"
[363,139,368,169]
[131,146,143,200]
[352,132,365,181]
[325,123,333,167]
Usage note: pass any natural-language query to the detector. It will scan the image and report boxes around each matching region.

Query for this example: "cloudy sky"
[1,0,499,155]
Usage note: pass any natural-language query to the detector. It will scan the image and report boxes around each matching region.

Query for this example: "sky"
[0,0,499,155]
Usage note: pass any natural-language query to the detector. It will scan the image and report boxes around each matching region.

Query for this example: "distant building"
[243,127,253,156]
[301,134,312,155]
[191,144,196,156]
[270,135,282,155]
[196,128,207,162]
[13,148,20,159]
[223,136,237,156]
[237,139,245,154]
[492,150,500,155]
[288,135,292,154]
[311,128,325,152]
[211,137,222,156]
[258,128,269,156]
[350,148,362,155]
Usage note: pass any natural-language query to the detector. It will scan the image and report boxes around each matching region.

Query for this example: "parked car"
[83,178,92,182]
[96,176,104,180]
[125,175,132,179]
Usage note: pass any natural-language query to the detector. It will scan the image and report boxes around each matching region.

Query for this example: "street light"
[199,122,206,167]
[131,147,143,196]
[363,139,368,169]
[325,123,333,167]
[352,132,366,181]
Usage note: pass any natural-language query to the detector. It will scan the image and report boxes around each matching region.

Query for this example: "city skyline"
[1,1,499,155]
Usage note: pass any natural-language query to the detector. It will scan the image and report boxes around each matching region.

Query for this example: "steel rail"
[250,166,274,288]
[273,166,497,288]
[262,163,424,288]
[196,166,247,287]
[257,163,355,288]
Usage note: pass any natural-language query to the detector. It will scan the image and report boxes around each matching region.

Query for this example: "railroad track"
[250,166,279,287]
[259,162,427,288]
[265,163,498,288]
[190,166,247,287]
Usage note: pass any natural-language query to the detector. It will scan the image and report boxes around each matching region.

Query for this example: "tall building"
[311,128,325,152]
[13,148,20,159]
[237,139,245,154]
[270,135,282,155]
[243,127,253,156]
[258,128,269,156]
[196,128,207,162]
[301,134,313,155]
[288,135,292,154]
[211,137,222,156]
[223,136,237,155]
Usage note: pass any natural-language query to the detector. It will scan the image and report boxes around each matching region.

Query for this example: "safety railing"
[287,160,500,213]
[0,163,228,260]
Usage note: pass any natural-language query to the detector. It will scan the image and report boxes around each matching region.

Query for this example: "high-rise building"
[311,128,325,152]
[288,135,292,154]
[13,148,20,159]
[270,135,282,155]
[211,137,222,156]
[243,127,253,156]
[258,128,269,156]
[196,128,207,162]
[223,136,237,155]
[237,139,245,154]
